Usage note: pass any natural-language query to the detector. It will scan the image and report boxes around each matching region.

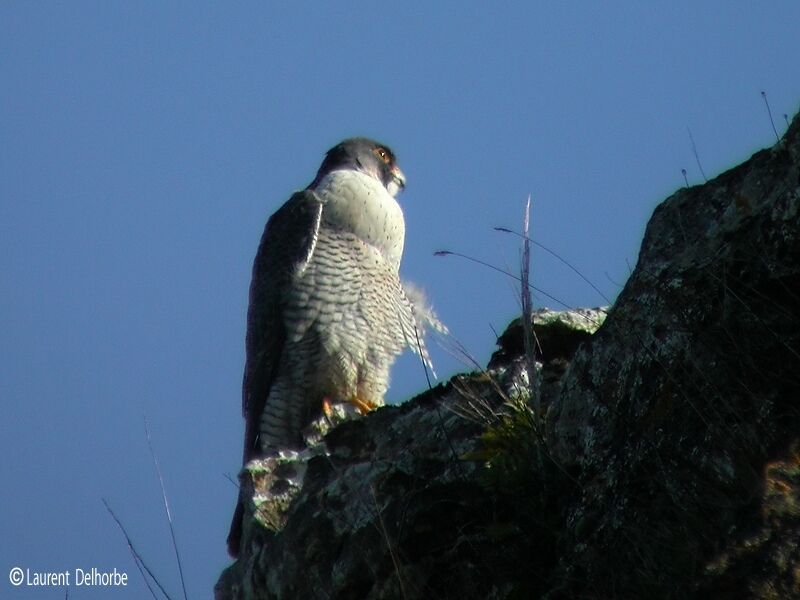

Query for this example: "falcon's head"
[311,137,406,197]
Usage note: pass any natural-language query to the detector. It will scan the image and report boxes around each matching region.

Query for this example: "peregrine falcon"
[227,137,434,556]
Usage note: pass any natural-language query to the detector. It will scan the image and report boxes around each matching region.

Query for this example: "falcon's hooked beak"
[387,165,406,197]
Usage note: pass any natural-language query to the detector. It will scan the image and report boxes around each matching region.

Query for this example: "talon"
[322,397,334,417]
[350,396,379,414]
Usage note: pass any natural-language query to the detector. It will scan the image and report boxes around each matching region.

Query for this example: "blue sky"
[2,2,798,598]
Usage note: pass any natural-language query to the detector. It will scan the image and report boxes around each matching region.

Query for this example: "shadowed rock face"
[217,108,800,600]
[548,108,800,598]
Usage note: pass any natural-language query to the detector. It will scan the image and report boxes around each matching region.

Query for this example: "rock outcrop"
[217,107,800,599]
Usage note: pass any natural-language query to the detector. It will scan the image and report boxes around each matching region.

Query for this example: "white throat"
[314,170,406,268]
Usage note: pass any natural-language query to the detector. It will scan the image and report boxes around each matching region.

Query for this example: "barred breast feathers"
[313,170,406,267]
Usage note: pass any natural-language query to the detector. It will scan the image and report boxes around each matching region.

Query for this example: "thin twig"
[761,91,780,143]
[434,250,576,312]
[435,331,485,371]
[437,250,607,331]
[519,194,539,411]
[434,250,519,281]
[518,196,546,474]
[412,320,467,479]
[102,498,172,600]
[144,417,188,600]
[495,226,611,303]
[687,127,707,182]
[370,485,408,600]
[604,271,625,290]
[413,322,433,391]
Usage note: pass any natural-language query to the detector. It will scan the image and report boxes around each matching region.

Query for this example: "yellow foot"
[322,396,334,418]
[349,396,379,415]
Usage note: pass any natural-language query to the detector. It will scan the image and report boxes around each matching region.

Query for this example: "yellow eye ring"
[374,147,390,163]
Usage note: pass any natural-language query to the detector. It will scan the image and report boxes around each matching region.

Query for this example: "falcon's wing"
[241,189,323,463]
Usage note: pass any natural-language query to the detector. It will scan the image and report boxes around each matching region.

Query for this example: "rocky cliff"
[217,108,800,599]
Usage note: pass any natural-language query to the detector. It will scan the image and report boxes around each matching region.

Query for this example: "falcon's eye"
[374,147,391,164]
